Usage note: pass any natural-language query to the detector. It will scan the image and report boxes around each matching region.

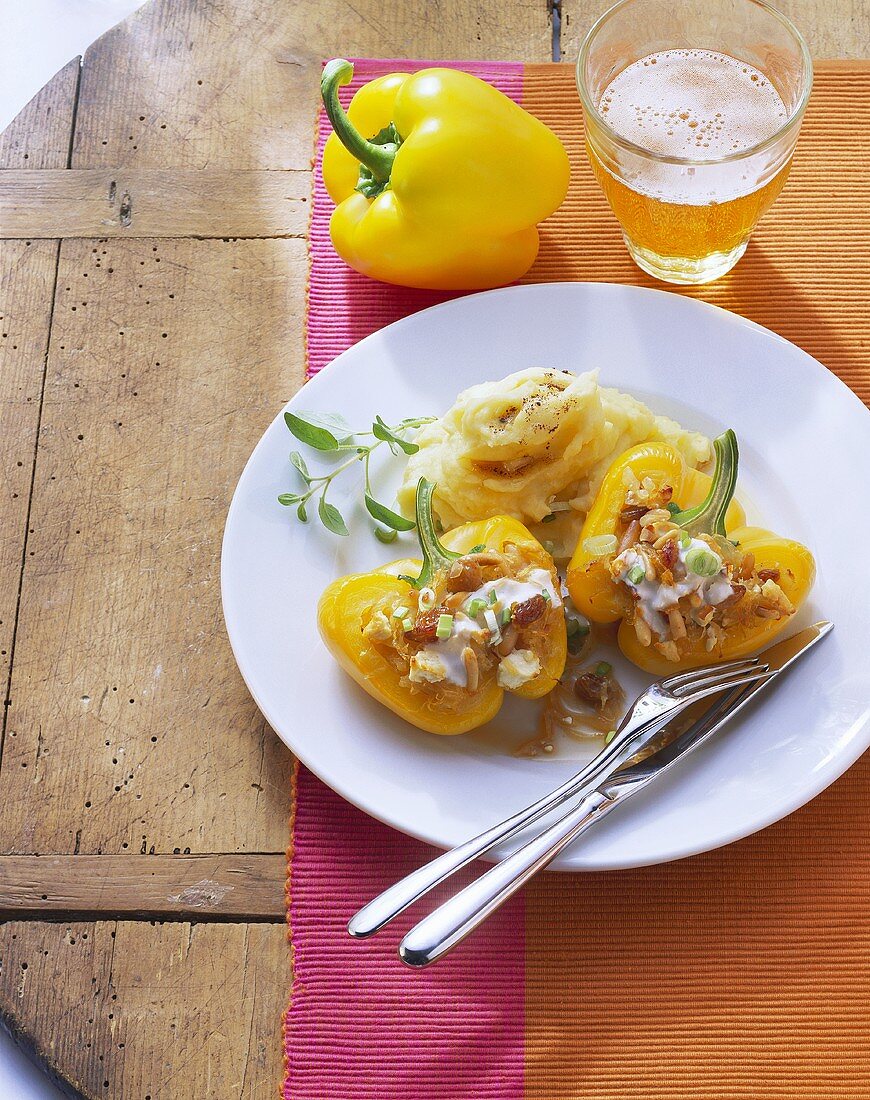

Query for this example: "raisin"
[409,607,449,642]
[513,594,546,626]
[446,558,483,592]
[717,583,746,610]
[660,538,678,570]
[757,568,781,583]
[575,672,608,707]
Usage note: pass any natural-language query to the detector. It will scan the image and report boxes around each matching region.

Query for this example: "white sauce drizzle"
[616,538,733,638]
[464,570,562,614]
[413,568,558,688]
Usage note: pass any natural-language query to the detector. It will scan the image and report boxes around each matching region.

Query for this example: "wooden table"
[0,1,865,1095]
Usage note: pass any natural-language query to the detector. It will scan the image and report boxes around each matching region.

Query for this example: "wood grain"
[559,0,870,64]
[0,244,59,712]
[0,57,81,171]
[0,919,289,1099]
[0,169,309,239]
[71,0,552,172]
[0,855,285,920]
[0,236,302,856]
[0,58,81,721]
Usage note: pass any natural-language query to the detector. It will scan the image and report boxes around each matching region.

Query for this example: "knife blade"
[599,619,833,801]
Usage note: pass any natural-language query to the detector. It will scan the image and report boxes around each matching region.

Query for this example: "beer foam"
[599,50,788,161]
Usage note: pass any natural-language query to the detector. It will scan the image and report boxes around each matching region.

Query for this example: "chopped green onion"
[604,729,616,745]
[566,616,590,638]
[678,530,692,549]
[667,501,681,515]
[488,589,498,605]
[468,543,486,553]
[483,608,501,640]
[595,661,612,677]
[582,534,618,558]
[685,547,721,577]
[392,605,409,619]
[542,590,552,603]
[418,586,436,611]
[402,617,414,632]
[435,614,454,640]
[500,607,512,627]
[467,597,487,618]
[627,563,645,585]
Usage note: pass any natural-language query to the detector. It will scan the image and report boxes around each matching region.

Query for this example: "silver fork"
[348,655,771,939]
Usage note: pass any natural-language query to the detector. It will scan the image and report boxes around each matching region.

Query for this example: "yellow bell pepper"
[320,59,570,290]
[567,431,815,674]
[318,479,567,734]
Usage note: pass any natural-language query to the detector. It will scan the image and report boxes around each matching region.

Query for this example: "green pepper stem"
[670,429,739,538]
[401,478,460,589]
[320,59,396,183]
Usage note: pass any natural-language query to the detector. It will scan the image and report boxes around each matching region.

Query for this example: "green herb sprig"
[278,410,435,539]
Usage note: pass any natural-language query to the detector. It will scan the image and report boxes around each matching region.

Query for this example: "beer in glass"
[576,0,812,284]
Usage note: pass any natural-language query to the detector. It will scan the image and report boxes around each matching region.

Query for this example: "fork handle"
[347,667,766,939]
[347,725,653,938]
[398,789,619,967]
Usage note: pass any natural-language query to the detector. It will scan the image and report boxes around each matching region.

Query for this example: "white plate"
[221,283,870,870]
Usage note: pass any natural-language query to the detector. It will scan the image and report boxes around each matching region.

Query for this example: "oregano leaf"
[290,451,311,482]
[364,493,415,531]
[318,496,349,536]
[285,411,340,451]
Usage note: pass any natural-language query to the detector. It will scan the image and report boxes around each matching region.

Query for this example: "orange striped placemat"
[521,60,870,1099]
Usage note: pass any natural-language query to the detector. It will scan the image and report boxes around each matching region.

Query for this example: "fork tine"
[673,663,771,700]
[662,655,760,692]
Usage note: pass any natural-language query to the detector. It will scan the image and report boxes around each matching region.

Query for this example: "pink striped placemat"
[285,767,524,1099]
[285,58,527,1100]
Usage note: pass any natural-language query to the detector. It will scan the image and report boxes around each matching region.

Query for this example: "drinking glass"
[576,0,812,284]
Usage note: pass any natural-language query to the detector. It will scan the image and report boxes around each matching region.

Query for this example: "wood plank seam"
[550,0,562,63]
[63,58,84,170]
[0,59,83,767]
[0,853,286,922]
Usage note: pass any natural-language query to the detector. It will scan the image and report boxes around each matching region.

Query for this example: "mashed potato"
[397,368,711,559]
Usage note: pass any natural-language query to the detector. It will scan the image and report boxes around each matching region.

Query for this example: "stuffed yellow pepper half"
[318,478,567,734]
[567,430,815,674]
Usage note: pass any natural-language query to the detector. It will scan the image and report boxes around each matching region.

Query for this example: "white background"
[1,2,144,1094]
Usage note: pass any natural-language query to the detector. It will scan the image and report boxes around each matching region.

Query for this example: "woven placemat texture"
[287,60,870,1100]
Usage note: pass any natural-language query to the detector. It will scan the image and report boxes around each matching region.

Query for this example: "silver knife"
[399,620,833,967]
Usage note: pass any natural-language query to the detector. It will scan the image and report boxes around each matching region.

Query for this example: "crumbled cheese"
[408,649,449,684]
[761,578,794,614]
[497,648,541,690]
[363,610,393,644]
